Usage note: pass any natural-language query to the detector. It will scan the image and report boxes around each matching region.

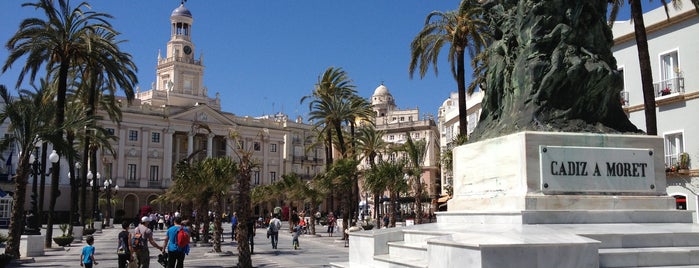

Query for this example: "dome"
[373,84,390,96]
[171,4,192,18]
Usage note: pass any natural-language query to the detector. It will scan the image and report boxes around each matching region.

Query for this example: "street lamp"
[24,150,59,235]
[89,171,101,223]
[103,178,118,227]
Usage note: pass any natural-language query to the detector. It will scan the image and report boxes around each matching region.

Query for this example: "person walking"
[117,221,133,268]
[246,216,257,254]
[132,216,164,268]
[80,235,98,268]
[162,216,190,268]
[230,212,238,240]
[327,212,336,237]
[292,223,302,250]
[268,214,282,249]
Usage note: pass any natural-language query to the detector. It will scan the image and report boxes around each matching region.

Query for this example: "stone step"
[522,210,694,224]
[387,241,427,259]
[438,210,694,225]
[373,254,428,268]
[599,246,699,267]
[402,229,452,244]
[583,232,699,249]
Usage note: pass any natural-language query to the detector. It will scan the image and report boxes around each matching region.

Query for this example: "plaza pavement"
[3,221,349,268]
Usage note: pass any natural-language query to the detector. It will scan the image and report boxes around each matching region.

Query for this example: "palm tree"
[399,134,427,224]
[373,159,408,228]
[356,125,388,223]
[608,0,698,135]
[199,157,238,252]
[302,67,359,165]
[2,0,130,247]
[324,158,360,239]
[303,67,361,215]
[409,0,487,137]
[0,85,55,258]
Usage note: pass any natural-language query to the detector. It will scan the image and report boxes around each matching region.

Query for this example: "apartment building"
[612,4,699,220]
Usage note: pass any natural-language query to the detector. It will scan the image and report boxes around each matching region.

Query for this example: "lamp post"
[89,171,101,223]
[24,150,59,235]
[103,178,118,227]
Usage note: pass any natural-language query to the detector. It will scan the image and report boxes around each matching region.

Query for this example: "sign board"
[539,146,656,193]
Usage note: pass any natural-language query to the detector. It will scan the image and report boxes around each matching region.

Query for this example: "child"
[292,224,302,250]
[80,235,98,267]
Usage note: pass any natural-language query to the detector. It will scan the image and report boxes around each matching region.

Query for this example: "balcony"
[125,180,139,188]
[654,77,685,98]
[148,180,162,188]
[620,91,629,107]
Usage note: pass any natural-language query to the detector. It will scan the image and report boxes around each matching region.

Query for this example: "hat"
[141,216,151,223]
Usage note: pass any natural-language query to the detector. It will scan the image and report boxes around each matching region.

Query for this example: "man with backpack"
[268,214,282,249]
[132,216,164,268]
[162,216,190,268]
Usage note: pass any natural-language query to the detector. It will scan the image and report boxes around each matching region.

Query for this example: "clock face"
[183,45,192,55]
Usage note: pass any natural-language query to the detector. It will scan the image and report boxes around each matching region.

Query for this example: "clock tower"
[142,2,219,109]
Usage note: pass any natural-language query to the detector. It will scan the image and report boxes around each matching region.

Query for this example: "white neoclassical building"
[359,84,440,214]
[436,90,483,196]
[612,4,699,220]
[0,2,325,222]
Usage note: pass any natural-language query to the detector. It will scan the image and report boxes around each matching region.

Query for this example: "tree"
[399,134,427,224]
[608,0,699,135]
[324,158,360,239]
[74,28,136,226]
[199,157,238,252]
[371,159,408,228]
[409,0,487,137]
[2,0,131,247]
[356,125,388,223]
[303,67,361,215]
[0,85,55,258]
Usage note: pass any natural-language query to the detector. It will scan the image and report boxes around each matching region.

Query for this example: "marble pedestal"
[20,235,44,257]
[72,226,84,242]
[94,221,103,233]
[342,132,696,268]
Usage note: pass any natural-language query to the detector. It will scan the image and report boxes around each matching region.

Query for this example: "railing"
[148,180,162,188]
[125,180,139,188]
[654,77,685,97]
[158,56,202,66]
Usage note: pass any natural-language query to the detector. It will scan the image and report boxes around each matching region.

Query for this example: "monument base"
[20,235,44,257]
[341,132,699,268]
[72,226,84,242]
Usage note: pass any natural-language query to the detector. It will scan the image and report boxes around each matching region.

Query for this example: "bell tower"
[143,1,218,109]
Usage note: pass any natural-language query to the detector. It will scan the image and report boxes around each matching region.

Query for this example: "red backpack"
[176,226,190,249]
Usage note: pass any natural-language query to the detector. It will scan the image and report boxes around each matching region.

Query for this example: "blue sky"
[0,1,663,120]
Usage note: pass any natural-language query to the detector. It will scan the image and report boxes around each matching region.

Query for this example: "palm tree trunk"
[342,190,351,240]
[46,59,70,248]
[213,194,222,252]
[456,48,468,137]
[630,0,657,135]
[236,154,253,268]
[373,192,381,226]
[80,145,89,225]
[5,166,30,257]
[39,144,48,219]
[414,177,423,225]
[389,192,397,228]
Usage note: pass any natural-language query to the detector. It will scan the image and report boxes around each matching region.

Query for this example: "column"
[163,128,174,183]
[117,129,126,184]
[187,132,194,158]
[225,137,233,157]
[140,128,149,187]
[207,133,214,158]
